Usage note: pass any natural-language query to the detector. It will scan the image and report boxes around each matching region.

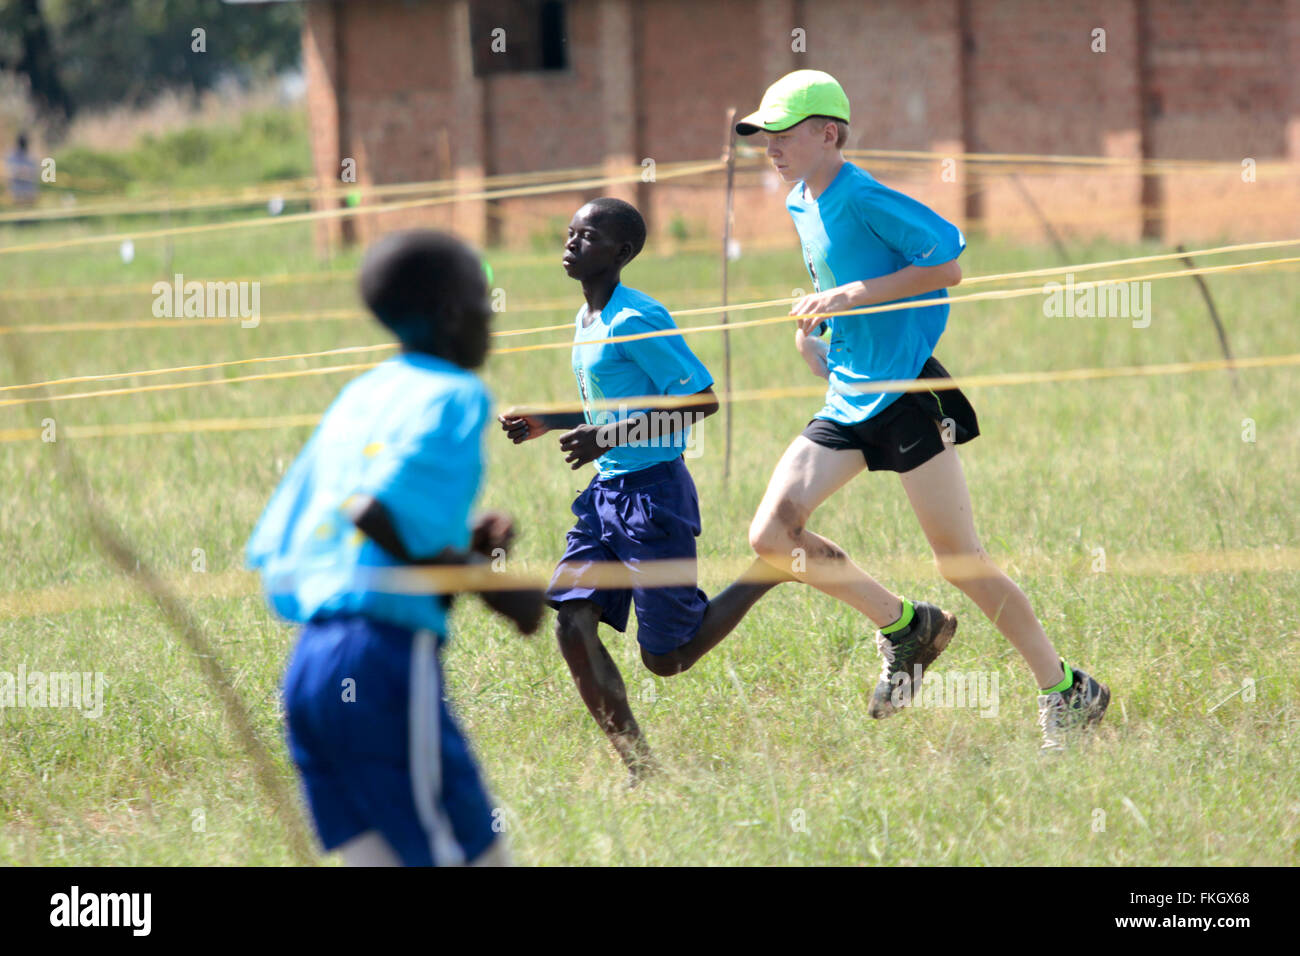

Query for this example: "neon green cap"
[735,70,850,136]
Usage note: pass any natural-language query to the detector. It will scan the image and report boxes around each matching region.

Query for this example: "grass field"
[1,207,1297,866]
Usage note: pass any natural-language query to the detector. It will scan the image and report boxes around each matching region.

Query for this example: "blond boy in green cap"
[736,69,1109,751]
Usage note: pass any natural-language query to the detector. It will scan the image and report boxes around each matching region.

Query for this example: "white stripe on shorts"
[409,629,465,866]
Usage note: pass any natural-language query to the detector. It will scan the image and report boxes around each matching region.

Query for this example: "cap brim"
[734,109,805,136]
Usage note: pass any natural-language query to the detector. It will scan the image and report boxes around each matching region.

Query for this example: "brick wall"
[1147,0,1300,238]
[302,0,1300,256]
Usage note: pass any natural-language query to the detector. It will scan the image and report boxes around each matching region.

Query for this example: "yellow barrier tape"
[2,350,1296,443]
[4,546,1299,622]
[4,253,1296,409]
[0,164,618,225]
[844,147,1299,173]
[0,413,323,443]
[0,161,725,256]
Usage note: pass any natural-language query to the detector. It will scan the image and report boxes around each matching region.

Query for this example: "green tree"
[0,0,74,118]
[0,0,303,118]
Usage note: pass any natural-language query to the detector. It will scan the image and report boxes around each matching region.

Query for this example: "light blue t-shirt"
[246,352,490,638]
[571,283,714,478]
[787,161,966,424]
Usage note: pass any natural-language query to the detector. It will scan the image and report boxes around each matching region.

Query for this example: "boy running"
[247,230,543,865]
[499,198,783,780]
[735,71,1110,751]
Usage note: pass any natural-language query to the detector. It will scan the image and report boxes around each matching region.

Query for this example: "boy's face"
[762,118,838,184]
[562,205,630,280]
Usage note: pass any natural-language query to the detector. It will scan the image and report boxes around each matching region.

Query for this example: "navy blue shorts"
[283,615,498,866]
[547,456,709,655]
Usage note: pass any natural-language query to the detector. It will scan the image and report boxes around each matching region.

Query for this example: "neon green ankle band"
[1042,661,1073,694]
[881,599,914,635]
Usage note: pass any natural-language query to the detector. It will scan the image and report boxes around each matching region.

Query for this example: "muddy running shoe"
[1037,665,1110,752]
[868,601,957,719]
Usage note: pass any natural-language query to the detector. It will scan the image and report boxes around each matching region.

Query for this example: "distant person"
[6,133,39,207]
[247,229,544,866]
[735,70,1110,751]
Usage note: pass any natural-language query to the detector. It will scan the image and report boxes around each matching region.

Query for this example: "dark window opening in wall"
[539,2,566,69]
[472,1,569,76]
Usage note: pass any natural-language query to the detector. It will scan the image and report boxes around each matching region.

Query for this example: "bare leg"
[469,839,512,866]
[749,436,904,628]
[554,599,655,775]
[897,441,1065,688]
[339,830,402,867]
[640,558,788,676]
[338,830,512,867]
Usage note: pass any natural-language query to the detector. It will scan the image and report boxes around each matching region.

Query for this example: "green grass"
[1,211,1297,865]
[53,108,313,198]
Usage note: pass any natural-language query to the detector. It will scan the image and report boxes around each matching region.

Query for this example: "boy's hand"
[498,412,550,443]
[469,511,542,634]
[791,287,856,334]
[795,327,830,380]
[470,510,515,558]
[481,585,545,636]
[559,424,604,470]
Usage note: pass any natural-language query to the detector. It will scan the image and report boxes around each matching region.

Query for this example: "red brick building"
[275,0,1300,252]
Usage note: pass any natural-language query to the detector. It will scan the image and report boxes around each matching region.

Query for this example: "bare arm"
[558,386,719,470]
[795,328,830,379]
[343,496,543,634]
[499,410,586,444]
[594,386,718,448]
[791,259,963,333]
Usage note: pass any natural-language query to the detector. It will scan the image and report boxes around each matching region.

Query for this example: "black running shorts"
[800,356,980,473]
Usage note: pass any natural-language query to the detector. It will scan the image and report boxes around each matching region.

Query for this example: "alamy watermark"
[1042,273,1151,328]
[594,407,706,459]
[890,667,999,717]
[0,666,105,718]
[152,273,261,328]
[50,886,150,935]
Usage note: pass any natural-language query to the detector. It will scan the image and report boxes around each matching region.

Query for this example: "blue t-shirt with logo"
[246,352,490,638]
[571,283,714,478]
[787,161,966,424]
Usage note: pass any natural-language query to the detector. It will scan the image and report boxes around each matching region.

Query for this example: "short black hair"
[585,197,646,261]
[359,229,485,354]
